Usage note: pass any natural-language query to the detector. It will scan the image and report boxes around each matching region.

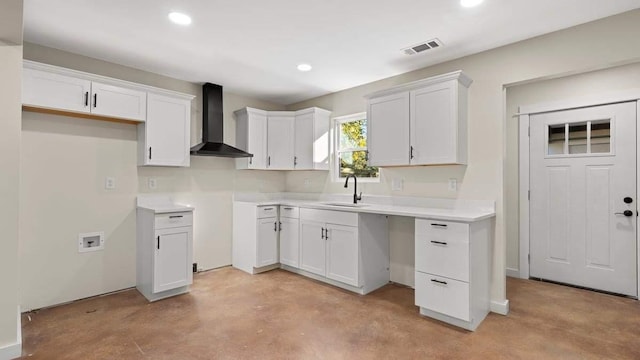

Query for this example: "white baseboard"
[490,299,510,315]
[0,306,21,360]
[506,267,521,278]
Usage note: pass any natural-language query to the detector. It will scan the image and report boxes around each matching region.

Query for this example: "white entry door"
[530,102,637,297]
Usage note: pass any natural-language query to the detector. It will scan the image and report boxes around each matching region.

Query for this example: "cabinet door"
[326,224,360,287]
[300,219,326,276]
[294,112,314,170]
[91,81,147,121]
[313,110,331,170]
[267,115,295,169]
[367,92,410,166]
[23,68,91,114]
[239,110,268,169]
[154,227,193,293]
[279,217,300,268]
[410,81,458,165]
[143,93,191,167]
[257,218,279,267]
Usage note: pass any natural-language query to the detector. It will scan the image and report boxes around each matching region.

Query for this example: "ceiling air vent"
[403,38,443,55]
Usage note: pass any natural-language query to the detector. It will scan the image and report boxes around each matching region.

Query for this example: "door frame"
[517,90,640,298]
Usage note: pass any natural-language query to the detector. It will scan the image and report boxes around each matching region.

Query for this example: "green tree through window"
[336,116,378,179]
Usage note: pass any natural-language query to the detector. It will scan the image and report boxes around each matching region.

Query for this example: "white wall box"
[414,217,492,331]
[279,206,300,268]
[232,203,280,274]
[138,93,192,167]
[234,107,331,170]
[365,71,472,166]
[290,208,389,295]
[136,207,194,302]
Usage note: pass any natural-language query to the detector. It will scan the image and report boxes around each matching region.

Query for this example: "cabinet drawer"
[280,206,299,219]
[155,212,193,229]
[257,206,278,219]
[415,218,469,239]
[415,272,470,321]
[415,222,469,282]
[300,208,358,227]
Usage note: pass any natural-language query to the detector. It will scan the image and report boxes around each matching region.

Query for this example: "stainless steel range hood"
[190,83,253,158]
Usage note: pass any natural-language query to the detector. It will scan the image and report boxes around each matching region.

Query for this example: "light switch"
[148,178,157,190]
[105,177,116,190]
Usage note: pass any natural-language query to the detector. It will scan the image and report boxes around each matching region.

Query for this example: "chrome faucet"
[344,175,362,204]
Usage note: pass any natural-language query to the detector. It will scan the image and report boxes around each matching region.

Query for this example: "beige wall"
[20,43,285,310]
[287,9,640,302]
[0,0,22,354]
[505,62,640,273]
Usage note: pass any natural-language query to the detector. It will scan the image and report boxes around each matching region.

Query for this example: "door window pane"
[548,124,565,155]
[568,122,587,154]
[590,120,611,154]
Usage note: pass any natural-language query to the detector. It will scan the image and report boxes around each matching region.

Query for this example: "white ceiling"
[24,0,640,105]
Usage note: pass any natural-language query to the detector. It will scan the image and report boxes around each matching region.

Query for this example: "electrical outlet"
[448,178,457,192]
[148,178,157,190]
[105,177,116,190]
[391,178,404,191]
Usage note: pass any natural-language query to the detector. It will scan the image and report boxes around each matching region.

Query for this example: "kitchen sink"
[321,202,369,208]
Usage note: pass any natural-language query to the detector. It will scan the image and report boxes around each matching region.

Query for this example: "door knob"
[624,197,633,204]
[615,210,634,217]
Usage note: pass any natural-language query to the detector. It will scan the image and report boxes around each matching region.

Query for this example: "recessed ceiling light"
[168,12,192,26]
[460,0,483,8]
[297,64,312,72]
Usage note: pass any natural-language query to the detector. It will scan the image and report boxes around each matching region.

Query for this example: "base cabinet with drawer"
[136,208,194,302]
[232,203,280,274]
[289,208,389,295]
[414,218,493,331]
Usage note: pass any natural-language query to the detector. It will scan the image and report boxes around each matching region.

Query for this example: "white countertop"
[234,199,494,222]
[136,195,194,214]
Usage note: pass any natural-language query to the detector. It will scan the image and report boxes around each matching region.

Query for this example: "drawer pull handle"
[430,223,448,228]
[430,279,447,285]
[283,207,294,210]
[430,240,448,245]
[169,215,184,219]
[263,207,274,211]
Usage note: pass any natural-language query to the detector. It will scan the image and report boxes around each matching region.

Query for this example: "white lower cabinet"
[232,203,280,274]
[414,218,492,331]
[296,208,389,294]
[279,207,300,268]
[137,208,193,302]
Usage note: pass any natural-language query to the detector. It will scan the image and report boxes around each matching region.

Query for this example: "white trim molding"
[490,299,510,315]
[506,267,520,278]
[0,306,22,360]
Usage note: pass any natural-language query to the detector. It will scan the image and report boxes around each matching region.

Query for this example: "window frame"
[332,112,380,183]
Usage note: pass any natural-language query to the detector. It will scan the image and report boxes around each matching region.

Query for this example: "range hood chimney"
[190,83,253,158]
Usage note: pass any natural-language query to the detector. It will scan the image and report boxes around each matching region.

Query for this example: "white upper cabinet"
[234,107,331,171]
[294,107,331,170]
[235,107,268,169]
[138,93,191,167]
[267,113,295,170]
[23,67,92,114]
[366,71,472,166]
[368,92,410,166]
[91,81,147,121]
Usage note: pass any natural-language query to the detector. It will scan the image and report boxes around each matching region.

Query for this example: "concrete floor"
[19,267,640,359]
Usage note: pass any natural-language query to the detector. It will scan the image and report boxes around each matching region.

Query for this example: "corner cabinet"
[366,71,472,166]
[234,107,331,170]
[136,208,194,302]
[138,93,192,167]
